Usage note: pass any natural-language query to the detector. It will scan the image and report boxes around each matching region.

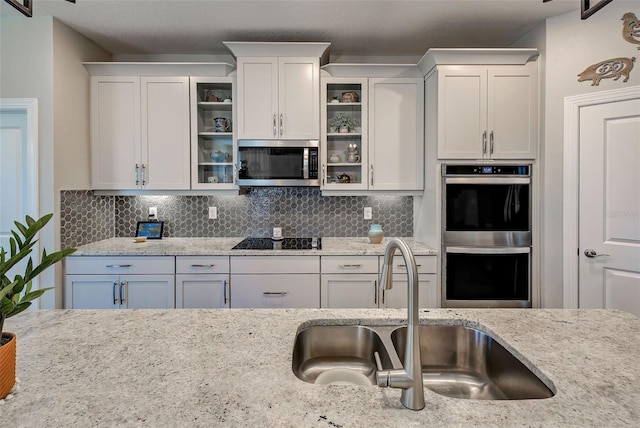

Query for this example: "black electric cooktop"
[232,237,321,250]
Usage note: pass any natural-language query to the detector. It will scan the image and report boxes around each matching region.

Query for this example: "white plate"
[271,236,284,241]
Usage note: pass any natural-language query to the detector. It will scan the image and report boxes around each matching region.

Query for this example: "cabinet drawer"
[230,274,319,308]
[65,256,174,275]
[230,256,319,274]
[176,256,229,274]
[321,256,379,274]
[380,255,437,274]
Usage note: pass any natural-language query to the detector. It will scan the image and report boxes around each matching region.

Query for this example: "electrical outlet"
[208,207,218,220]
[364,207,372,220]
[148,207,158,218]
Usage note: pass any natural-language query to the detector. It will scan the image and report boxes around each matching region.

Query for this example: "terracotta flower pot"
[0,332,16,399]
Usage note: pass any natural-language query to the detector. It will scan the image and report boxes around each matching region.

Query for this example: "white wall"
[533,2,640,307]
[1,16,110,308]
[52,18,111,307]
[1,16,56,307]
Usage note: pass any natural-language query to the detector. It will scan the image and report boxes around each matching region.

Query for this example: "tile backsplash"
[60,188,413,248]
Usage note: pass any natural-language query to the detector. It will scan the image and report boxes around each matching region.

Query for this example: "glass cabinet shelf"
[191,77,236,189]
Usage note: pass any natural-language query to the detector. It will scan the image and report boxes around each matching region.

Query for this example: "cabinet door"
[175,274,229,308]
[230,274,319,308]
[141,76,191,189]
[122,275,175,309]
[236,57,279,139]
[90,76,141,189]
[279,57,320,139]
[320,274,378,308]
[65,275,121,309]
[487,64,538,159]
[369,78,424,190]
[381,274,437,309]
[436,67,487,159]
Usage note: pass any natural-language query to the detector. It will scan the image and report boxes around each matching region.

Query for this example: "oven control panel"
[443,165,530,176]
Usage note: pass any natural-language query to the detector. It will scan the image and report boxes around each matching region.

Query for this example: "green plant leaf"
[0,213,75,322]
[6,301,31,318]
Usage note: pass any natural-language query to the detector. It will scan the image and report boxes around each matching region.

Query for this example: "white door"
[0,99,38,281]
[579,97,640,316]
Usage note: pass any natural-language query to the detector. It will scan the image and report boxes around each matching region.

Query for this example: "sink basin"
[391,325,555,400]
[292,325,395,385]
[292,321,555,400]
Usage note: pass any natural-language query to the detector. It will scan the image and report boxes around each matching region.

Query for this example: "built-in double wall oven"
[442,164,532,308]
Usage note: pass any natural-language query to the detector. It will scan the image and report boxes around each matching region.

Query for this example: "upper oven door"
[443,175,531,246]
[237,140,319,186]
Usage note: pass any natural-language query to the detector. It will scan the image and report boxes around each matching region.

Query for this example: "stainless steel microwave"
[237,140,319,187]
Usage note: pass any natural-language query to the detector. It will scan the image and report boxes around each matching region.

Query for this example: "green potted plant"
[330,113,356,133]
[0,213,76,399]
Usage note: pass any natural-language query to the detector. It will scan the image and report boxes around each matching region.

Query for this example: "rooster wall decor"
[622,12,640,50]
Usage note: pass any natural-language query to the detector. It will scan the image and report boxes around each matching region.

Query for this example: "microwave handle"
[303,148,309,179]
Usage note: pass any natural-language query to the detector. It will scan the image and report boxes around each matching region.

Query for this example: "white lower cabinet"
[378,255,438,308]
[230,256,320,308]
[64,256,175,309]
[65,274,175,309]
[320,256,379,308]
[175,256,230,308]
[380,274,437,309]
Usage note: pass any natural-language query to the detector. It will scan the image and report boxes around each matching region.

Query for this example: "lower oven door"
[443,246,531,308]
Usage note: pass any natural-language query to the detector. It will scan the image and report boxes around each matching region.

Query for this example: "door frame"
[562,86,640,308]
[0,98,40,291]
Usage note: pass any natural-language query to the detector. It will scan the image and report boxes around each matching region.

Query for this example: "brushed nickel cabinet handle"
[339,264,363,269]
[490,131,494,155]
[190,264,215,268]
[113,281,118,305]
[106,264,132,268]
[280,113,283,136]
[263,291,288,296]
[119,281,126,305]
[134,164,140,186]
[141,164,147,186]
[482,131,487,154]
[273,114,277,137]
[223,280,228,305]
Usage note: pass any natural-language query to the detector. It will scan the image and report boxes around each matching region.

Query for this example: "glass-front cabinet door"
[321,77,368,190]
[190,77,236,189]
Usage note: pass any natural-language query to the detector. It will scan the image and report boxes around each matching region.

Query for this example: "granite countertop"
[2,308,639,427]
[70,237,438,256]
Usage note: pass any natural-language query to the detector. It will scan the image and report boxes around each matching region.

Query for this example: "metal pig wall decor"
[577,57,636,86]
[622,12,640,49]
[577,12,640,86]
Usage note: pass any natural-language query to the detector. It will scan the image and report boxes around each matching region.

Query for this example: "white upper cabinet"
[142,76,191,189]
[236,57,320,140]
[90,76,141,190]
[368,77,424,190]
[320,72,424,192]
[434,62,538,159]
[90,75,190,190]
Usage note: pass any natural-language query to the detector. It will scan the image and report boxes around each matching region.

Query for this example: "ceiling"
[2,0,580,60]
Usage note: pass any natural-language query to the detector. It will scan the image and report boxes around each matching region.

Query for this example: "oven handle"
[445,246,530,254]
[444,177,530,184]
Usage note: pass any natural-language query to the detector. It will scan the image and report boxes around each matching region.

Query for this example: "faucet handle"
[373,351,383,371]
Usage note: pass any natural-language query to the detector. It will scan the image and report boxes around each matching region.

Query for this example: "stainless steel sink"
[291,325,396,385]
[391,325,555,400]
[292,322,555,400]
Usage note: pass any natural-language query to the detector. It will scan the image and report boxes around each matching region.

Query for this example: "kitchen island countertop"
[70,236,437,256]
[2,308,639,427]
